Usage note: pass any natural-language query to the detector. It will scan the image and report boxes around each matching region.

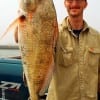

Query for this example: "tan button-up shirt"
[46,17,100,100]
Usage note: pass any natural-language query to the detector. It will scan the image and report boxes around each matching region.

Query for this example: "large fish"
[17,0,58,100]
[0,0,58,100]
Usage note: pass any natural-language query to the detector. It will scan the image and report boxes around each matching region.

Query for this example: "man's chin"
[70,13,80,17]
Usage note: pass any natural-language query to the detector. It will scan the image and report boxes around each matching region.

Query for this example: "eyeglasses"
[66,0,85,3]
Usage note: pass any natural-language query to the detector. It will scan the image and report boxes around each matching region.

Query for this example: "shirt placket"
[78,35,85,100]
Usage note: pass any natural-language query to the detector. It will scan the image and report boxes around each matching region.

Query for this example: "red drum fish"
[18,0,58,100]
[0,0,58,100]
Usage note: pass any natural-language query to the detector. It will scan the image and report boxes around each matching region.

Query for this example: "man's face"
[64,0,87,17]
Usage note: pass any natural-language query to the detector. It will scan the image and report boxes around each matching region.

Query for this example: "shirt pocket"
[87,47,100,67]
[59,46,73,67]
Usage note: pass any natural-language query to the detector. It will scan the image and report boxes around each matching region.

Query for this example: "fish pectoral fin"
[0,18,18,40]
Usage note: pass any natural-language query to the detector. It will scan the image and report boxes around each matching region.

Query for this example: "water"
[0,45,20,58]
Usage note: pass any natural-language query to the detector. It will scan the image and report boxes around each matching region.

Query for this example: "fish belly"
[18,0,58,100]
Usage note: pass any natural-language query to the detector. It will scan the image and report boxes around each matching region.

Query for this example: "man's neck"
[68,16,84,30]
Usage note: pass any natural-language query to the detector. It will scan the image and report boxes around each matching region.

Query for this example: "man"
[46,0,100,100]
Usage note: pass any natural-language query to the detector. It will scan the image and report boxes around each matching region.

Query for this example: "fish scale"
[18,0,58,100]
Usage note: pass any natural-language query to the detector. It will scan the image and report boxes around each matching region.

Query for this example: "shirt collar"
[61,16,89,32]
